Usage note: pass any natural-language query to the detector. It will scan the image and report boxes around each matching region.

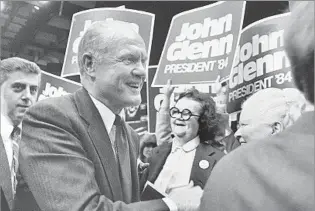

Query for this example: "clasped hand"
[168,181,203,211]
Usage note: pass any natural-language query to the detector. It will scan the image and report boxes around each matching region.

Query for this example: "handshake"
[138,142,203,211]
[167,181,203,211]
[141,178,203,211]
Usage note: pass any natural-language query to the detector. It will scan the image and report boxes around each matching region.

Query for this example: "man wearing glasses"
[140,81,224,207]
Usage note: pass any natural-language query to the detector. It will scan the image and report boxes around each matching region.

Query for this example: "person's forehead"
[116,41,147,56]
[6,71,40,85]
[176,98,201,111]
[108,34,147,56]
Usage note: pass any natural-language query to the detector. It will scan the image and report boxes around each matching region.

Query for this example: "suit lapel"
[0,136,13,210]
[147,142,172,183]
[74,88,123,201]
[190,143,222,189]
[123,123,140,202]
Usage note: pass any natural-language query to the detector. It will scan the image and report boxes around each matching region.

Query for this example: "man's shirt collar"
[89,94,124,133]
[1,113,14,141]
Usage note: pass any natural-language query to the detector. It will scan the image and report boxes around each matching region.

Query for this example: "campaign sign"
[61,8,155,77]
[152,1,246,86]
[124,81,148,123]
[227,13,296,113]
[147,66,213,132]
[37,71,81,101]
[128,121,148,137]
[147,66,161,132]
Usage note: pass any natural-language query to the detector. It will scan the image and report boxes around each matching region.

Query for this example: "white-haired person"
[16,20,201,211]
[199,1,314,210]
[234,87,310,144]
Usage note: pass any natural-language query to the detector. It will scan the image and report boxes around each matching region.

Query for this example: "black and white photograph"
[0,1,314,211]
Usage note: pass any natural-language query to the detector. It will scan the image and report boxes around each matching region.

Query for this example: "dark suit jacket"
[1,187,10,211]
[223,132,241,153]
[16,88,168,211]
[0,137,13,210]
[140,141,225,191]
[13,171,41,211]
[212,132,241,153]
[199,111,315,211]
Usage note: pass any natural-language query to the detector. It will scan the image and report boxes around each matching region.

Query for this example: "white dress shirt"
[90,95,178,210]
[89,94,125,159]
[1,113,21,193]
[154,136,200,194]
[1,114,14,169]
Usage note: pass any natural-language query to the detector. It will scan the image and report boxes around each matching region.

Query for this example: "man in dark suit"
[0,57,41,210]
[199,2,314,211]
[17,20,201,211]
[1,188,10,211]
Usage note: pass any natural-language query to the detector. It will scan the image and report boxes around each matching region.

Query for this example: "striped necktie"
[10,126,21,194]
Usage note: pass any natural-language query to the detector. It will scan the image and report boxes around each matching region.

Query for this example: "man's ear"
[82,53,96,78]
[271,122,283,135]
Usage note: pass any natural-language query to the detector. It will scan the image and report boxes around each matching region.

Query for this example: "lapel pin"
[199,160,209,169]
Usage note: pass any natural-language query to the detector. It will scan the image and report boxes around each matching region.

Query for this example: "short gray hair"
[0,57,42,85]
[242,88,304,128]
[77,20,137,76]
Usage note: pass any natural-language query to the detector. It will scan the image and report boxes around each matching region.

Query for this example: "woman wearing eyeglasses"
[140,80,225,204]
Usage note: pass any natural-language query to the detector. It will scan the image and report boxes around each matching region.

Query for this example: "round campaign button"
[199,160,209,169]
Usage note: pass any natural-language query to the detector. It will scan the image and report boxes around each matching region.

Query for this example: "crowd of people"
[0,1,313,211]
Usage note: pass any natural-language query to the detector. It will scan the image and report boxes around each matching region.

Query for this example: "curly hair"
[176,88,219,144]
[139,133,157,162]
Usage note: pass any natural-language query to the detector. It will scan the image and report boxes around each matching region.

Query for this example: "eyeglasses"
[169,107,200,121]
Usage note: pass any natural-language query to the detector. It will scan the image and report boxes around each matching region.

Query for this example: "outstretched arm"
[155,80,175,146]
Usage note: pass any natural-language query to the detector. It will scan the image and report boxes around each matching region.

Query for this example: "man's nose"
[132,61,146,78]
[21,88,32,103]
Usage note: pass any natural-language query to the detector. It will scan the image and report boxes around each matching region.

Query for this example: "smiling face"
[1,71,40,125]
[234,88,293,144]
[171,97,202,144]
[235,113,274,144]
[235,98,275,144]
[90,25,148,113]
